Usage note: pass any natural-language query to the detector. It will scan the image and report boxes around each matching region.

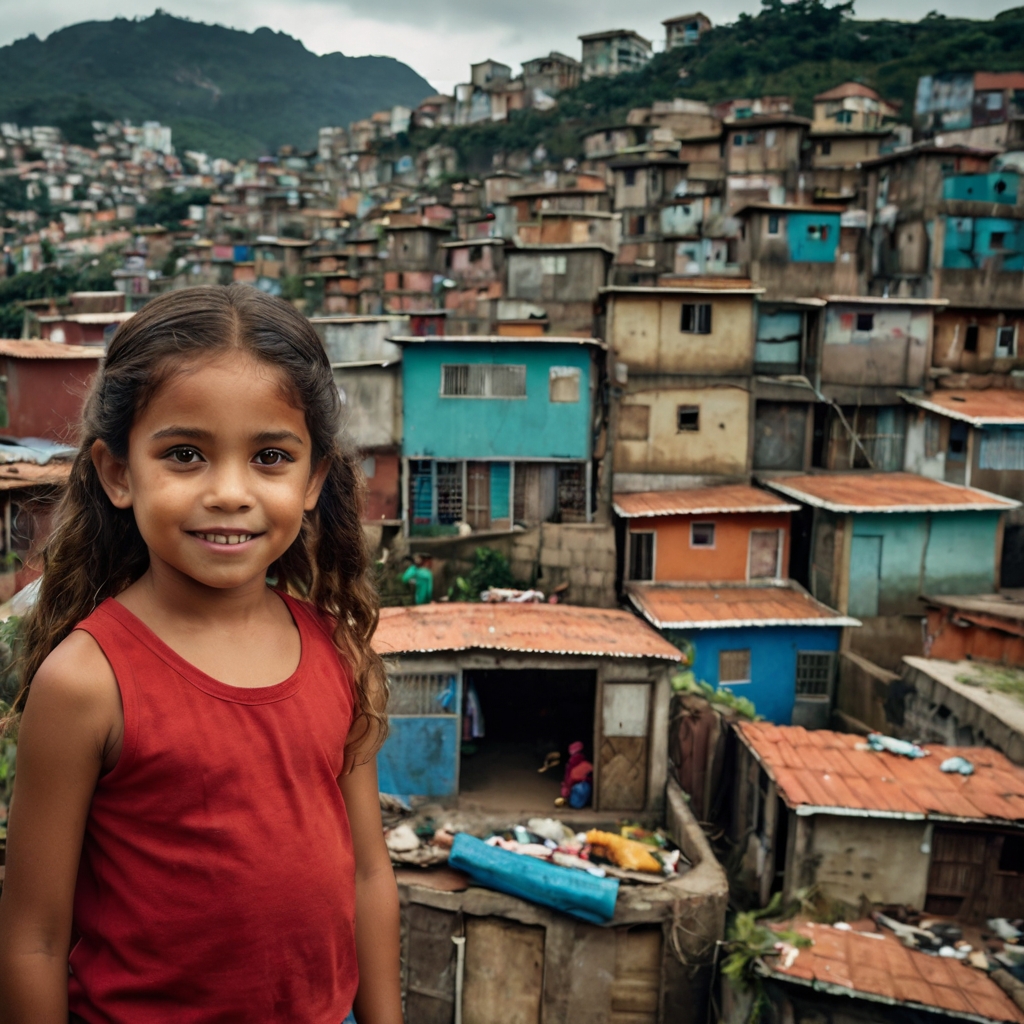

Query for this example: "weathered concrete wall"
[609,293,755,375]
[835,649,898,732]
[313,315,407,363]
[335,364,402,449]
[810,815,931,910]
[510,522,618,607]
[821,303,932,388]
[615,384,751,476]
[933,308,1024,374]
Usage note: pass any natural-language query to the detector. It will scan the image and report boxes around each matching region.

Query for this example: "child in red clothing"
[0,286,402,1023]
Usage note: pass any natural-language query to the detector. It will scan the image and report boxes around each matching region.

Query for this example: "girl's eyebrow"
[253,430,305,446]
[151,426,211,441]
[149,427,304,446]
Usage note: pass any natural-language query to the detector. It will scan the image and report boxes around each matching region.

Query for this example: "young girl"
[0,285,402,1024]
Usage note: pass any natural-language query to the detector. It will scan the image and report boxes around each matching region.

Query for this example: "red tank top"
[67,594,359,1024]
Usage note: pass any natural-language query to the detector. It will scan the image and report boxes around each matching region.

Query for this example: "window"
[719,649,751,684]
[619,405,650,440]
[997,325,1017,357]
[691,522,715,547]
[441,363,526,398]
[681,302,712,334]
[807,223,830,242]
[732,134,744,148]
[948,421,968,461]
[624,169,636,186]
[469,245,483,262]
[987,91,1005,111]
[636,214,646,235]
[998,834,1024,873]
[796,652,835,697]
[549,365,581,403]
[820,140,832,156]
[436,461,463,523]
[767,214,780,236]
[964,323,980,352]
[765,129,777,148]
[677,405,700,431]
[540,254,567,275]
[836,110,852,124]
[388,673,457,715]
[855,312,874,332]
[991,231,1007,250]
[361,456,376,479]
[628,531,654,581]
[746,132,759,145]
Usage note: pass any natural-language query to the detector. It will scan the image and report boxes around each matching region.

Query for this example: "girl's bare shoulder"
[27,628,120,719]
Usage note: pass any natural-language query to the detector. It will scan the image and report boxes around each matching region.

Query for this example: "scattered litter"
[989,919,1023,942]
[586,830,664,874]
[969,950,991,970]
[833,922,852,931]
[865,733,929,758]
[480,587,545,603]
[1001,944,1024,966]
[940,756,975,776]
[384,824,420,853]
[775,942,801,969]
[528,818,575,844]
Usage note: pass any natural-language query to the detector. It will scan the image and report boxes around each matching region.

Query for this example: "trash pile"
[873,908,1024,979]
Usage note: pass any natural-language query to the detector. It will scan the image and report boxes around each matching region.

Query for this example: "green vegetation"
[449,547,519,601]
[957,662,1024,704]
[0,12,434,158]
[407,0,1024,170]
[671,670,761,720]
[136,187,213,229]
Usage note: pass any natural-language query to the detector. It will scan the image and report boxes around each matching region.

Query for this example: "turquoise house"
[944,215,1024,271]
[786,211,841,263]
[395,335,603,534]
[768,473,1019,621]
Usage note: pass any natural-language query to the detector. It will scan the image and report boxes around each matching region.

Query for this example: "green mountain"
[0,11,435,160]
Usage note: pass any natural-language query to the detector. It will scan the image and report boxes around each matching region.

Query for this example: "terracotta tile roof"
[764,920,1024,1024]
[0,339,103,360]
[766,472,1019,513]
[613,484,799,518]
[902,390,1024,426]
[975,71,1024,92]
[628,584,858,629]
[738,722,1024,823]
[0,461,72,490]
[814,81,882,102]
[373,603,682,660]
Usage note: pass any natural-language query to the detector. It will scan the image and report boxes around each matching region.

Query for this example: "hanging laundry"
[463,682,486,740]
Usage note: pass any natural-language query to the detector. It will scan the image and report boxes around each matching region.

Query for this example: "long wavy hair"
[14,284,388,756]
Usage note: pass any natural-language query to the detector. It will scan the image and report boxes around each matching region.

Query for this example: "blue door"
[377,672,462,800]
[848,536,882,617]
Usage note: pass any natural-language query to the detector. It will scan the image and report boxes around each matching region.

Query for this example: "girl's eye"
[254,449,292,466]
[169,447,203,464]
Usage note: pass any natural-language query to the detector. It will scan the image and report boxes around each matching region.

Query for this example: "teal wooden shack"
[768,472,1019,665]
[393,334,604,534]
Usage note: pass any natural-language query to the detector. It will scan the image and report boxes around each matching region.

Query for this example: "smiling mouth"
[190,532,260,546]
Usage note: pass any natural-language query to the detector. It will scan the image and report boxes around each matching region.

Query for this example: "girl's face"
[94,350,327,594]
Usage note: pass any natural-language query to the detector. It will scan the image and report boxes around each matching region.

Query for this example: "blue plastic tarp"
[448,833,619,924]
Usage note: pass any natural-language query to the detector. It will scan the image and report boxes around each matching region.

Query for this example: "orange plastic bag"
[585,829,662,873]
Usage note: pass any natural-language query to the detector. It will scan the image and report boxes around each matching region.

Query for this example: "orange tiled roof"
[738,722,1024,822]
[0,339,103,360]
[373,603,682,660]
[814,81,882,102]
[764,920,1024,1023]
[613,484,798,518]
[902,390,1024,426]
[975,71,1024,92]
[766,472,1018,513]
[628,584,858,629]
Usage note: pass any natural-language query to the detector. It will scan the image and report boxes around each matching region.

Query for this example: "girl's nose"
[205,463,256,511]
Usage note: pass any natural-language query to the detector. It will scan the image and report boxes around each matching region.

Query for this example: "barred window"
[681,302,712,334]
[388,673,458,715]
[719,649,751,684]
[441,363,526,398]
[628,532,654,581]
[796,652,834,697]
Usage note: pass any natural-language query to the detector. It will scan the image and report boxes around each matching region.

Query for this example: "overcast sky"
[0,0,1019,95]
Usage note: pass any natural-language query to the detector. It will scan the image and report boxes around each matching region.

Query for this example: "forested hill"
[0,12,435,159]
[417,0,1024,168]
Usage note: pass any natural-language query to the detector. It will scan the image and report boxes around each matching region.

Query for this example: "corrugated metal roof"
[738,722,1024,824]
[901,390,1024,426]
[613,484,799,518]
[390,335,605,347]
[37,312,133,324]
[0,461,72,489]
[0,339,103,360]
[763,920,1024,1024]
[373,603,682,660]
[0,437,76,466]
[765,472,1019,513]
[628,584,859,629]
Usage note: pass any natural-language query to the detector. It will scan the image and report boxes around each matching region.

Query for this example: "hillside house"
[615,485,797,585]
[629,583,856,726]
[768,472,1019,667]
[396,335,602,534]
[579,30,652,80]
[811,81,900,134]
[808,128,894,203]
[931,303,1024,377]
[602,283,760,490]
[36,311,133,346]
[724,117,810,211]
[732,722,1024,922]
[663,12,712,48]
[521,51,581,96]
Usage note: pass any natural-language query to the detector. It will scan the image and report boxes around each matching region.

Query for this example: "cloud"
[0,0,1020,96]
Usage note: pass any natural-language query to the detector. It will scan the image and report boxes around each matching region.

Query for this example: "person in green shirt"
[401,554,434,605]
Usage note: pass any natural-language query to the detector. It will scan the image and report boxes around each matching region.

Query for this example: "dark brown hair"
[14,285,387,754]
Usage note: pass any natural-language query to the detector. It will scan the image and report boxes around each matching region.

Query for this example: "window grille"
[628,532,654,581]
[388,673,457,715]
[556,464,587,522]
[435,462,463,524]
[997,325,1017,357]
[796,652,834,697]
[681,303,712,334]
[719,649,751,684]
[441,364,526,398]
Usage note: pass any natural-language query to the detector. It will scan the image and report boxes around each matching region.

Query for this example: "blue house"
[628,582,856,727]
[395,334,603,534]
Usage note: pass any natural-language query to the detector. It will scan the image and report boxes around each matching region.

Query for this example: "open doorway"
[460,669,597,813]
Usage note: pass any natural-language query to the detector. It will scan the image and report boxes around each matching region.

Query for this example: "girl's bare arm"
[0,631,121,1024]
[340,756,403,1024]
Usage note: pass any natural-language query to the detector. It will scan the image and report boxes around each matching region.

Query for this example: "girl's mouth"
[190,532,260,546]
